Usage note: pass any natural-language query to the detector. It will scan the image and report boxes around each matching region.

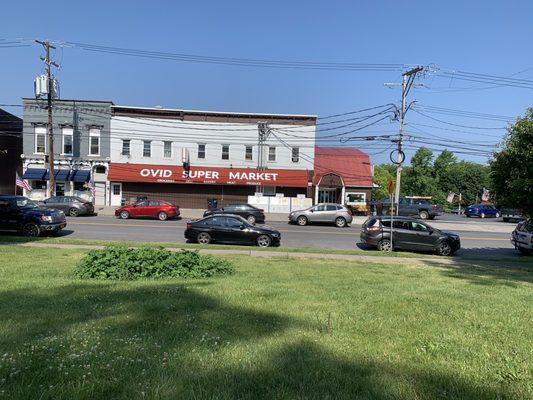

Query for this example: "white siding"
[110,116,315,170]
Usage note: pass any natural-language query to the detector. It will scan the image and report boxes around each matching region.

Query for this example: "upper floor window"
[62,127,73,155]
[198,143,206,159]
[268,146,276,162]
[163,141,172,158]
[292,147,299,163]
[143,140,151,157]
[34,126,46,154]
[89,128,100,156]
[245,145,253,161]
[222,144,229,160]
[121,139,130,156]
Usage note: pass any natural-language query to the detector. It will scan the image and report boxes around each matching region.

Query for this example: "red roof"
[313,147,373,187]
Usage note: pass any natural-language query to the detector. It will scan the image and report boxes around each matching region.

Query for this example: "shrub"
[74,246,234,280]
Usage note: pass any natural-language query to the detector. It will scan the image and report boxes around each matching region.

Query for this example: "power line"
[412,109,508,130]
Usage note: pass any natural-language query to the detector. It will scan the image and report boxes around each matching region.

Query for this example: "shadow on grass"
[0,283,522,399]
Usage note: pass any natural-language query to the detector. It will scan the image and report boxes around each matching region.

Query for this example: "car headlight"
[41,216,53,222]
[271,232,279,237]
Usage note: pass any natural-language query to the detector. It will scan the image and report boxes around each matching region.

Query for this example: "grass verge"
[0,246,531,399]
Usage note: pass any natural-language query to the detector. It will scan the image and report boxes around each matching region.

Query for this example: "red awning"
[108,163,309,188]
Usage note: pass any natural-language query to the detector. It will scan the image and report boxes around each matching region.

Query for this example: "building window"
[35,126,46,154]
[89,128,100,156]
[121,139,130,156]
[222,144,229,160]
[198,143,206,159]
[31,180,47,190]
[163,141,172,158]
[268,146,276,162]
[62,127,73,155]
[263,186,276,196]
[245,145,253,161]
[292,147,299,163]
[94,165,106,174]
[143,140,151,157]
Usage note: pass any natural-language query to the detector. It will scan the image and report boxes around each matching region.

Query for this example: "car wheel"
[256,234,271,247]
[437,241,452,256]
[335,217,346,228]
[120,211,129,219]
[377,239,392,252]
[296,216,308,226]
[68,208,79,217]
[495,212,500,218]
[247,215,256,224]
[197,232,211,245]
[158,212,168,221]
[480,212,485,219]
[418,210,429,220]
[22,223,40,237]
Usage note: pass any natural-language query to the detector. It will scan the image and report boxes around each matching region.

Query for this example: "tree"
[401,147,440,198]
[490,108,533,216]
[372,164,396,200]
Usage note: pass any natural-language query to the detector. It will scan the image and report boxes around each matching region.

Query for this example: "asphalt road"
[52,214,520,260]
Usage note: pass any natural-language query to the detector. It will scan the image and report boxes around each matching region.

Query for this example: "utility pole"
[36,40,60,197]
[385,66,424,215]
[257,122,270,193]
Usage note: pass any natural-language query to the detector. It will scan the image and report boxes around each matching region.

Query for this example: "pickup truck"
[0,195,67,237]
[370,197,442,220]
[501,208,526,223]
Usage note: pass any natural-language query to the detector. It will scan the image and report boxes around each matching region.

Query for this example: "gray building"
[0,109,23,195]
[21,98,113,205]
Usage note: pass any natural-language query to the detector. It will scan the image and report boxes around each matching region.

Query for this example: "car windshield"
[73,197,86,203]
[16,198,39,209]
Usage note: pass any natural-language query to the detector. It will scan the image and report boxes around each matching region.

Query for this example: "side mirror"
[239,224,245,230]
[310,209,314,213]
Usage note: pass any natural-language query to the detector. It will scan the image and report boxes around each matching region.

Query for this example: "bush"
[75,246,235,280]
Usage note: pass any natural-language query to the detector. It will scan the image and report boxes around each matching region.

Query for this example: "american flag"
[446,192,455,203]
[15,172,32,192]
[85,178,96,197]
[481,187,490,202]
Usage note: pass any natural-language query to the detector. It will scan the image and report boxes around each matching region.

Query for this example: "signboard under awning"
[108,163,309,188]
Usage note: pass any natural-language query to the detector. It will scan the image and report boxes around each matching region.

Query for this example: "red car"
[115,200,180,221]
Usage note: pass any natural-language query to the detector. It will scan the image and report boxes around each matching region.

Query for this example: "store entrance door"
[110,183,122,206]
[318,188,337,203]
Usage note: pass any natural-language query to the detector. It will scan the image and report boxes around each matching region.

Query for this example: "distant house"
[0,109,23,195]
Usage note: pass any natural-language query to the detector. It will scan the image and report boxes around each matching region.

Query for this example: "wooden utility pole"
[36,40,59,197]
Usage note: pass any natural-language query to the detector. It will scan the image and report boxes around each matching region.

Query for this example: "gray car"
[41,196,94,217]
[289,203,353,227]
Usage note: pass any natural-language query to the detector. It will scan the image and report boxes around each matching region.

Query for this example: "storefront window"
[346,193,366,204]
[31,180,47,190]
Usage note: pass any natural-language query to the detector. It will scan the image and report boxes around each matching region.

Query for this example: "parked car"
[203,204,265,224]
[40,196,94,217]
[115,200,180,220]
[501,208,526,223]
[0,195,67,237]
[511,219,533,255]
[289,203,353,227]
[370,197,442,220]
[464,204,500,218]
[360,216,461,256]
[185,214,280,247]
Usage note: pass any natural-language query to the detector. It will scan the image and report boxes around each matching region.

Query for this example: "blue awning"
[44,169,71,181]
[70,170,91,183]
[22,168,47,180]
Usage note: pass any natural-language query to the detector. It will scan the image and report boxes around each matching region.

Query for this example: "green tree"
[490,108,533,216]
[401,147,440,198]
[372,164,396,200]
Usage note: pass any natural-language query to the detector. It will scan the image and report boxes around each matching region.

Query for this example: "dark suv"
[0,195,67,237]
[360,216,460,256]
[203,204,265,224]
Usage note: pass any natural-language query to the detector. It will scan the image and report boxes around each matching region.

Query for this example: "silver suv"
[289,203,353,227]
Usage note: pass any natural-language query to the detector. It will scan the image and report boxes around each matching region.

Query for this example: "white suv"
[511,219,533,255]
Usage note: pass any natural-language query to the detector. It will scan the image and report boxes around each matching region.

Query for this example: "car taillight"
[259,209,264,213]
[186,222,192,230]
[367,226,380,232]
[347,209,353,216]
[432,205,438,210]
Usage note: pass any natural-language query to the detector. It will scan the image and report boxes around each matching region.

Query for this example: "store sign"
[108,163,308,187]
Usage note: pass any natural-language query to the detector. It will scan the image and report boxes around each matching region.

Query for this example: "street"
[53,214,519,260]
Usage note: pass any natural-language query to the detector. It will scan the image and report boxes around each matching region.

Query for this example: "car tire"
[335,217,347,228]
[436,241,453,256]
[377,239,392,252]
[256,234,271,247]
[158,212,168,221]
[247,215,256,224]
[480,212,485,219]
[296,216,308,226]
[68,208,79,217]
[495,212,500,218]
[418,210,429,220]
[120,211,129,219]
[22,222,40,237]
[197,232,211,245]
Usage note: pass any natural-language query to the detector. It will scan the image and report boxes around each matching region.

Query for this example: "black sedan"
[203,204,265,224]
[360,216,460,256]
[185,214,280,247]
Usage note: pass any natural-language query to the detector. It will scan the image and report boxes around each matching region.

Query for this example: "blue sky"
[1,0,532,164]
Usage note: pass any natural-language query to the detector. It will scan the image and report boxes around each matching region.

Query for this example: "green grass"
[0,246,531,399]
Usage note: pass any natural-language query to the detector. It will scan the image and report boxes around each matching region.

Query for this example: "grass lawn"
[0,246,531,399]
